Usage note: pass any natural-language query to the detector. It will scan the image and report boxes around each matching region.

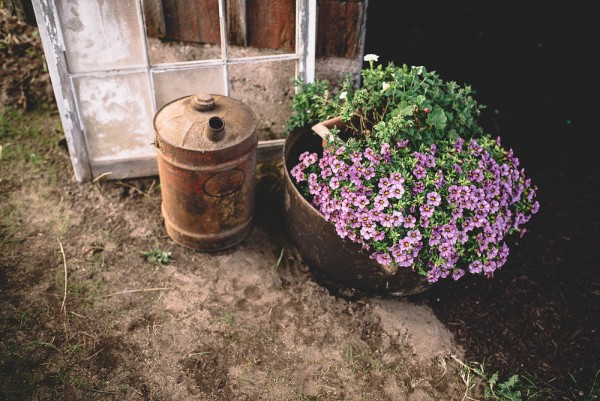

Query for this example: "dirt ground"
[0,109,470,401]
[0,9,477,401]
[2,4,599,401]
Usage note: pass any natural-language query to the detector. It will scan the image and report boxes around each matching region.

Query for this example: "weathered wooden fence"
[143,0,365,58]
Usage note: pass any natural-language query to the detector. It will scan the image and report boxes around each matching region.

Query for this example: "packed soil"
[1,4,598,401]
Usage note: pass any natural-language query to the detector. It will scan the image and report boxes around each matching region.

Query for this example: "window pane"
[226,0,296,58]
[56,0,146,73]
[152,66,226,109]
[73,74,155,162]
[228,60,295,140]
[144,0,222,65]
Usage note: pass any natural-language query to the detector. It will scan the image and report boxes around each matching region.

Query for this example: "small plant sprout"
[141,248,172,265]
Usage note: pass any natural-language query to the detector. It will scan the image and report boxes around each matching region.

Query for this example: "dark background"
[364,2,598,399]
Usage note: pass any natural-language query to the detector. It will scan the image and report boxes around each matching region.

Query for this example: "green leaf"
[395,100,414,117]
[426,108,447,129]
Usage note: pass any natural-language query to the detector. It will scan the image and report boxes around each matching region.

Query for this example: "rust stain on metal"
[154,93,257,251]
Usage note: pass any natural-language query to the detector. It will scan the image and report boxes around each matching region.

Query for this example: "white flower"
[339,91,347,100]
[382,82,390,91]
[412,65,424,75]
[363,54,379,62]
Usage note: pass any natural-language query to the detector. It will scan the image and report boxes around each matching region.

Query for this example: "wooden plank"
[246,0,295,51]
[226,0,247,46]
[316,0,365,58]
[143,0,166,38]
[162,0,221,44]
[257,139,284,162]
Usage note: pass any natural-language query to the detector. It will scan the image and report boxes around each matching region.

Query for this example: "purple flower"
[389,184,405,199]
[399,238,413,251]
[291,131,538,284]
[390,172,404,184]
[467,168,484,183]
[380,143,391,160]
[413,165,427,179]
[375,252,392,266]
[379,177,391,190]
[320,167,332,179]
[407,230,422,243]
[403,215,416,228]
[396,139,409,148]
[372,230,385,241]
[426,191,441,206]
[373,195,389,211]
[290,164,305,182]
[363,166,376,180]
[350,150,363,163]
[413,181,425,193]
[482,260,497,276]
[419,204,434,218]
[353,195,370,209]
[360,223,376,240]
[390,211,404,227]
[303,152,318,167]
[469,260,483,274]
[452,269,465,281]
[379,213,394,228]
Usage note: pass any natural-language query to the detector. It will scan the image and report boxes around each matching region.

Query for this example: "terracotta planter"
[282,128,433,296]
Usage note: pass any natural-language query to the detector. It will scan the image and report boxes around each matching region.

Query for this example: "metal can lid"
[154,93,257,152]
[191,93,216,111]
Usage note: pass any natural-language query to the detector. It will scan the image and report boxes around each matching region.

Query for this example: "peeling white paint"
[57,0,145,73]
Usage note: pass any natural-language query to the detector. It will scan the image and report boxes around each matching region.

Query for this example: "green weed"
[141,248,172,265]
[450,355,555,401]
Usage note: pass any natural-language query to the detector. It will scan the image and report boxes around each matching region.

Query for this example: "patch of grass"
[342,343,390,376]
[0,107,59,162]
[221,311,235,325]
[0,203,21,246]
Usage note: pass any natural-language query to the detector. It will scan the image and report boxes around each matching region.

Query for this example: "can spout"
[206,116,225,142]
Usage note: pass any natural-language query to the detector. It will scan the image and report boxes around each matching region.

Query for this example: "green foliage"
[285,55,486,150]
[451,356,556,401]
[485,372,522,401]
[284,78,342,135]
[141,248,172,265]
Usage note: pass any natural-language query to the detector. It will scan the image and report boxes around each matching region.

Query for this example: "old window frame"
[32,0,316,182]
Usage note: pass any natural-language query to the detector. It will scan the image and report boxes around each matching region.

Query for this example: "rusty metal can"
[153,93,257,251]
